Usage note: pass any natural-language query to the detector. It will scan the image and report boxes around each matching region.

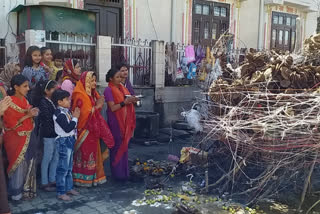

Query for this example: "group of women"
[0,45,137,214]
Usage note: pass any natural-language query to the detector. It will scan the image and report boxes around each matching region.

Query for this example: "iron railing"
[0,47,6,70]
[111,38,152,87]
[45,32,96,71]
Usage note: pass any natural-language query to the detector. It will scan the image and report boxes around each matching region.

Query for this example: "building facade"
[0,0,85,65]
[0,0,318,65]
[123,0,317,51]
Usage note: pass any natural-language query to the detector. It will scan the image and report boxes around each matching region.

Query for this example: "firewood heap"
[203,34,320,206]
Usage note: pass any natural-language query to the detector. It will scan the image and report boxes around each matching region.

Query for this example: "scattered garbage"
[131,159,175,178]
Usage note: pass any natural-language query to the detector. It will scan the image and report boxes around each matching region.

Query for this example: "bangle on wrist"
[120,102,125,107]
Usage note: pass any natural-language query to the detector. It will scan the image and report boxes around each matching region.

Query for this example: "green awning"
[13,5,96,35]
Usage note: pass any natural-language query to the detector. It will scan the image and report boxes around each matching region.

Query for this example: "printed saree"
[3,96,37,199]
[72,71,115,187]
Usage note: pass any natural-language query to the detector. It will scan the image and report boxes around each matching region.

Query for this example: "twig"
[298,152,318,211]
[306,199,320,214]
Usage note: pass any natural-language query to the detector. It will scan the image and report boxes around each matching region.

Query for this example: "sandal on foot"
[57,194,72,201]
[67,189,80,196]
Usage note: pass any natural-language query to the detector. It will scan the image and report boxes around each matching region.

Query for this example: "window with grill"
[192,0,229,46]
[271,12,297,52]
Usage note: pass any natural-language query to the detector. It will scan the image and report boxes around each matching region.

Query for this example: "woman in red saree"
[3,74,39,201]
[72,71,114,187]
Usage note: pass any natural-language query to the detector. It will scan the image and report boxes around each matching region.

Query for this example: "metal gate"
[111,38,152,86]
[0,46,6,70]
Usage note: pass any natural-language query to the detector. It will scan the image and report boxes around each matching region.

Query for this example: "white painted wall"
[304,0,318,38]
[0,0,24,62]
[239,0,260,49]
[25,0,82,8]
[25,0,68,5]
[136,0,172,42]
[305,12,318,38]
[136,0,185,43]
[175,0,186,43]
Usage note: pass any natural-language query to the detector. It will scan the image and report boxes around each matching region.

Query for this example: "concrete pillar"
[25,30,46,50]
[151,40,165,89]
[152,40,165,102]
[170,0,177,43]
[257,0,265,50]
[96,36,112,85]
[235,0,241,49]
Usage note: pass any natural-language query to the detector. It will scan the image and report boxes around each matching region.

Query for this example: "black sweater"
[39,97,57,138]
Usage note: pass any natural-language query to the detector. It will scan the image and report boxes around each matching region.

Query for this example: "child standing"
[35,80,58,192]
[40,47,54,79]
[51,52,64,81]
[52,89,80,201]
[22,46,47,91]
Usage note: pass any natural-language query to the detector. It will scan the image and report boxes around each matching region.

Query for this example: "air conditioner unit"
[265,0,284,5]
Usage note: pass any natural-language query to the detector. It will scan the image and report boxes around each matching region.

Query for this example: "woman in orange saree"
[104,68,136,181]
[3,74,39,201]
[72,71,114,187]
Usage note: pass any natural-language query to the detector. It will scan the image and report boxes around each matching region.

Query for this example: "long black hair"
[116,63,129,71]
[55,70,63,82]
[106,68,119,83]
[7,74,28,96]
[24,46,41,67]
[32,80,57,107]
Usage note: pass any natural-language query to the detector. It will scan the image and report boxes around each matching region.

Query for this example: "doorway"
[85,0,123,39]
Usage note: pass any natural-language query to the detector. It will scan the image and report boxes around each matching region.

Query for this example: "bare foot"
[67,189,80,196]
[57,194,72,201]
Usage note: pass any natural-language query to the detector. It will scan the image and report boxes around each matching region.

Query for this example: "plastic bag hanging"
[185,45,196,64]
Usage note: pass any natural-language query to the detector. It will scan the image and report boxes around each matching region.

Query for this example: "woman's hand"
[27,107,39,117]
[96,96,105,109]
[43,65,53,74]
[124,96,136,105]
[0,96,11,116]
[72,107,81,119]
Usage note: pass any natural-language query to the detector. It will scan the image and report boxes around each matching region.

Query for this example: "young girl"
[61,59,81,96]
[22,46,48,90]
[40,47,54,79]
[35,80,58,192]
[3,74,39,201]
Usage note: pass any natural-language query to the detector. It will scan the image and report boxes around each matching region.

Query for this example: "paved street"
[8,137,199,214]
[9,179,175,214]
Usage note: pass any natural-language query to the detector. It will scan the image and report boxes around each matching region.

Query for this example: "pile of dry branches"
[201,35,320,207]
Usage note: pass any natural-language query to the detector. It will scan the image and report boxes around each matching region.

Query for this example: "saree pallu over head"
[63,59,80,85]
[3,96,34,176]
[72,71,114,186]
[108,82,136,166]
[0,62,20,89]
